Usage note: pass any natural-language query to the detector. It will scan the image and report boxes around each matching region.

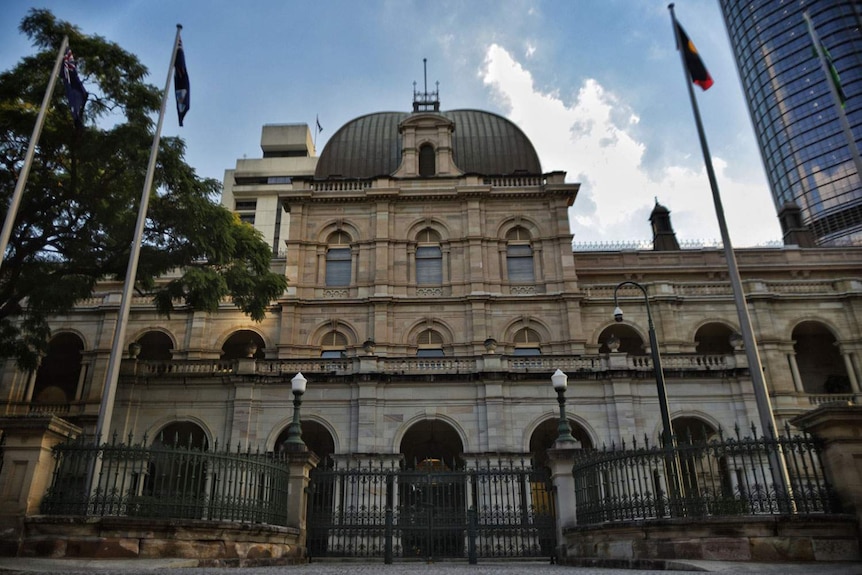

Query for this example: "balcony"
[115,353,738,378]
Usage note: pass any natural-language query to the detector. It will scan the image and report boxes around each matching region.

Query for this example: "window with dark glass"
[506,226,534,282]
[513,327,541,355]
[321,331,348,358]
[416,329,444,357]
[325,231,352,287]
[419,144,436,176]
[235,199,256,226]
[415,228,442,285]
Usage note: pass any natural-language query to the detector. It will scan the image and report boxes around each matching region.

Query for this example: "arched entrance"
[275,420,335,462]
[398,419,465,558]
[400,418,464,469]
[306,419,556,562]
[671,416,740,513]
[529,417,593,469]
[142,421,208,519]
[33,332,84,406]
[792,321,850,394]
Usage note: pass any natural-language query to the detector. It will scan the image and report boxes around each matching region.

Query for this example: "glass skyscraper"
[719,1,862,244]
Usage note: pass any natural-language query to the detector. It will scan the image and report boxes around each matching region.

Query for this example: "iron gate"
[307,457,556,562]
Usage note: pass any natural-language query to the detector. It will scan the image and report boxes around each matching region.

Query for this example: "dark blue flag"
[62,48,88,128]
[174,37,190,126]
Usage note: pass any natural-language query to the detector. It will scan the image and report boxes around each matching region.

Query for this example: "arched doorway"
[672,417,737,512]
[136,330,174,361]
[399,419,465,558]
[529,417,593,469]
[399,418,464,470]
[33,332,84,406]
[275,420,335,462]
[793,321,850,394]
[598,324,645,355]
[284,421,337,559]
[142,421,208,518]
[694,323,735,355]
[222,330,266,360]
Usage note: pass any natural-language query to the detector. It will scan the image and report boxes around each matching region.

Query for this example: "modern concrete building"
[719,0,862,245]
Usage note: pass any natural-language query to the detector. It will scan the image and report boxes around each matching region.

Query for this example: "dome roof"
[314,110,541,179]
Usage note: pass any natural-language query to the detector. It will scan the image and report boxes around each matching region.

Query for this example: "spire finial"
[412,58,440,112]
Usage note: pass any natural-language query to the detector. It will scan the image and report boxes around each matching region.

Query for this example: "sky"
[0,0,784,247]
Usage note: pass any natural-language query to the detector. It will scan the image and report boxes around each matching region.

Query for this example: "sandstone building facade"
[2,98,861,469]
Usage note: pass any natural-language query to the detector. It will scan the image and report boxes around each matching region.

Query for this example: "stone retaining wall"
[14,516,303,563]
[561,515,860,563]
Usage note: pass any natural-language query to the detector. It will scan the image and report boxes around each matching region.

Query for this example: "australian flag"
[62,47,88,128]
[174,37,190,126]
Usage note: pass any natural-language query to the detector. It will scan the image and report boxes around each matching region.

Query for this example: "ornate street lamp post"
[551,369,576,444]
[613,281,681,508]
[283,372,308,451]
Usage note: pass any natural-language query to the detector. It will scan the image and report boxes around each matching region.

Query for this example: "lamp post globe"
[552,369,576,444]
[284,372,307,451]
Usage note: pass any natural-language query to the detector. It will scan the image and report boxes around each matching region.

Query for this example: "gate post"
[0,415,80,556]
[792,404,862,526]
[546,441,582,563]
[384,474,394,564]
[285,450,320,555]
[467,506,478,564]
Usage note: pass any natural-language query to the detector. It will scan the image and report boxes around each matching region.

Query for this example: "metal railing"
[572,423,839,525]
[307,456,555,562]
[40,434,291,526]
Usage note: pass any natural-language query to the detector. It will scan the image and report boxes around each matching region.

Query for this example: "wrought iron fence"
[572,423,840,525]
[40,433,291,526]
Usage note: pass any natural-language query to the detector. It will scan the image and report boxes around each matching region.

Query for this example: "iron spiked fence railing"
[572,423,840,525]
[306,456,556,563]
[40,433,291,526]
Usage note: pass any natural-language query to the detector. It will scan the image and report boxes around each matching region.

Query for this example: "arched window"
[321,330,348,358]
[506,226,534,283]
[416,329,444,357]
[418,143,436,176]
[326,231,352,287]
[513,327,541,356]
[416,228,442,285]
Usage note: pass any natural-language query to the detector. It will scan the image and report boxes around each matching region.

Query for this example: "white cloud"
[480,44,781,247]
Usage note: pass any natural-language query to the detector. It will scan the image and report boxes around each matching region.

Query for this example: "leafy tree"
[0,10,287,370]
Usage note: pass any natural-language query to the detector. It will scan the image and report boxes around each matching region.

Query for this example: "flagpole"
[804,11,862,190]
[0,36,68,272]
[94,25,183,443]
[668,4,793,504]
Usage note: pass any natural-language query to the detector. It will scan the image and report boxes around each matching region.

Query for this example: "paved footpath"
[0,558,861,575]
